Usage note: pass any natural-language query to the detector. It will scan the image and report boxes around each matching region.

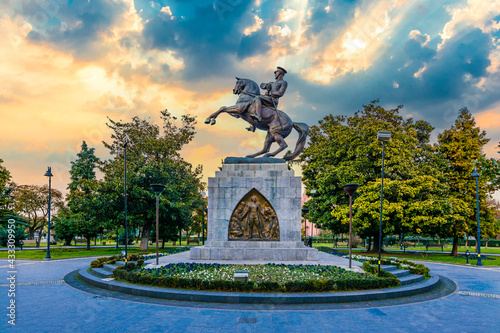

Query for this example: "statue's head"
[274,67,287,79]
[233,77,244,95]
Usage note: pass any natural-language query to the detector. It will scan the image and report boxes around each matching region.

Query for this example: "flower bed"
[317,247,430,277]
[90,247,190,269]
[112,262,401,292]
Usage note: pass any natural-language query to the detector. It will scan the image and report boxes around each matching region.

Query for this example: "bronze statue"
[205,67,309,160]
[250,67,288,122]
[228,189,280,241]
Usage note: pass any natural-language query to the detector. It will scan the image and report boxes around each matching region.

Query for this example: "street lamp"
[201,192,207,245]
[471,168,482,266]
[44,167,53,260]
[123,134,130,269]
[377,130,391,277]
[151,184,165,266]
[309,190,317,247]
[343,183,359,269]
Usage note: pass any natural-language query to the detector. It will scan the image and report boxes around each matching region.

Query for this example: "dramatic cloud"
[1,0,499,199]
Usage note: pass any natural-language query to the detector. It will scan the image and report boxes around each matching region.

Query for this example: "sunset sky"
[1,0,500,200]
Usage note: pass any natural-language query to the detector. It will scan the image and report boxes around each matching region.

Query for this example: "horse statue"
[204,78,309,160]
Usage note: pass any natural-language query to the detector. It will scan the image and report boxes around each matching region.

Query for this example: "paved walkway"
[0,257,499,332]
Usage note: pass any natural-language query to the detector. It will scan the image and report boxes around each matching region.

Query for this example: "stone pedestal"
[190,159,318,261]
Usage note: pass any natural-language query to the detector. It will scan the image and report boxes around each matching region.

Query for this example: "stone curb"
[78,268,440,305]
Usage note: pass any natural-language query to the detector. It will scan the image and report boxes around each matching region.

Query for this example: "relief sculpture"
[228,189,280,241]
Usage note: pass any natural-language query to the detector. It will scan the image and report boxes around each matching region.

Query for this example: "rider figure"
[250,66,288,122]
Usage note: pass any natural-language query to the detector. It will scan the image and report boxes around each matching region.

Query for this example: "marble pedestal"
[190,159,318,261]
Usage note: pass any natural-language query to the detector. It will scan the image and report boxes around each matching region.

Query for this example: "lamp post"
[343,183,359,269]
[201,192,206,245]
[123,134,130,269]
[151,184,165,266]
[377,130,391,277]
[309,190,317,247]
[471,168,482,266]
[44,167,53,260]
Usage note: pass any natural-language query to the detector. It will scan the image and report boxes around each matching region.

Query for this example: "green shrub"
[90,260,104,268]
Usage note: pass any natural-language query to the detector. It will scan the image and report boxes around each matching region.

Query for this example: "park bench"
[425,243,444,251]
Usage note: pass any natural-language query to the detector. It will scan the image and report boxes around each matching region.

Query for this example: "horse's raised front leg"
[205,106,226,125]
[246,132,274,158]
[264,133,288,158]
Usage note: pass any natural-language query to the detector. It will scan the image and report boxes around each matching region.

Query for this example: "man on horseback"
[250,66,288,122]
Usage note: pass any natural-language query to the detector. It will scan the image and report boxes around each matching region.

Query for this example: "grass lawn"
[327,249,500,266]
[312,243,500,254]
[0,246,184,260]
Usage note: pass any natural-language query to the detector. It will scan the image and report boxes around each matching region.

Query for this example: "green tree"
[0,159,15,223]
[52,204,77,246]
[437,108,500,255]
[13,185,63,246]
[300,100,435,252]
[101,110,204,251]
[67,141,102,250]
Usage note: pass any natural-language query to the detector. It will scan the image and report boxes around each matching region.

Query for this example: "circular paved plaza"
[1,257,499,332]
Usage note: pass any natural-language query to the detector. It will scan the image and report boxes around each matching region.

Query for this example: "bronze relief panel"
[228,188,280,241]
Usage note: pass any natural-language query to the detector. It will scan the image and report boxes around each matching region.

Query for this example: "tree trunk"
[140,224,152,251]
[371,235,381,254]
[485,239,489,249]
[94,237,97,246]
[465,234,468,248]
[179,229,182,246]
[366,237,372,252]
[86,237,91,250]
[451,236,459,256]
[161,238,165,249]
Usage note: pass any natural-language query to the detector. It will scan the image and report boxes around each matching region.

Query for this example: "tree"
[13,185,63,246]
[299,100,436,252]
[0,159,15,224]
[437,108,500,255]
[67,141,102,250]
[101,110,204,251]
[52,204,77,246]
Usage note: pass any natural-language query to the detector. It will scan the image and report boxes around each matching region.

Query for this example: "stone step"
[380,265,398,272]
[91,267,113,278]
[399,274,424,286]
[390,269,411,278]
[103,264,119,272]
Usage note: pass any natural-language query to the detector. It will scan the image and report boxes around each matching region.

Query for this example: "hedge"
[112,268,400,293]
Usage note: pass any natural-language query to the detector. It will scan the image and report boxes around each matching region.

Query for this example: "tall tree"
[437,108,500,255]
[101,110,204,251]
[67,141,102,250]
[13,185,63,246]
[299,100,435,252]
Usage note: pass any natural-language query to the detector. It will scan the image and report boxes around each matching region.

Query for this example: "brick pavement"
[0,257,499,332]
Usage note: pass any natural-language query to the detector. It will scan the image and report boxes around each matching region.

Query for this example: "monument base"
[190,241,318,261]
[192,159,318,261]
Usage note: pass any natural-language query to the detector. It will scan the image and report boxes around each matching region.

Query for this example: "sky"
[1,0,500,200]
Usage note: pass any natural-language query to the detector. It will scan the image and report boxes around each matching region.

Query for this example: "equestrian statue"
[204,67,309,160]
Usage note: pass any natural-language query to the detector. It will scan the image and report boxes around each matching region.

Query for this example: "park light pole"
[343,183,359,269]
[123,134,130,269]
[306,190,317,247]
[151,184,165,266]
[377,130,391,277]
[44,167,53,260]
[201,192,207,245]
[471,168,483,266]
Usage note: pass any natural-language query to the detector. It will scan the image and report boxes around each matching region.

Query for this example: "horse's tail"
[283,122,309,161]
